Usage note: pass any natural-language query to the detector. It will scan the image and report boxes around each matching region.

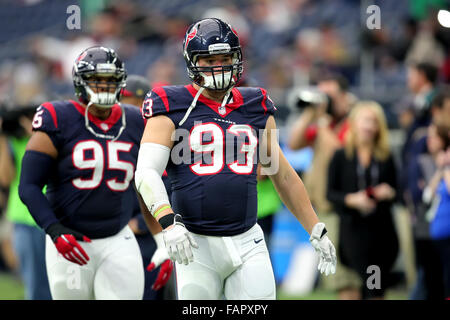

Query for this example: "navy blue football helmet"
[72,46,127,108]
[183,18,243,91]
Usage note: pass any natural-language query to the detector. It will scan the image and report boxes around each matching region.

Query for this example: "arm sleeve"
[134,142,171,215]
[18,150,59,231]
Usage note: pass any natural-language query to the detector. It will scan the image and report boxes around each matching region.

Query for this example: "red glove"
[147,259,174,291]
[147,232,173,290]
[47,223,91,266]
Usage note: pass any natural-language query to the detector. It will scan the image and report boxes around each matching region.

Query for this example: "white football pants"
[175,223,276,300]
[45,225,144,300]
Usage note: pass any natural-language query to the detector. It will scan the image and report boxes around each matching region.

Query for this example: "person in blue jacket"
[423,123,450,299]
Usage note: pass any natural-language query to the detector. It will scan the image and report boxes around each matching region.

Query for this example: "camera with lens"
[0,101,36,138]
[288,87,334,115]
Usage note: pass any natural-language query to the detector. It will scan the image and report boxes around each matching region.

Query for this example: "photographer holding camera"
[288,74,361,299]
[0,101,51,300]
[288,74,353,152]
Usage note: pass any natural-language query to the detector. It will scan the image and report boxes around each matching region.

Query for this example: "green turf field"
[0,271,407,300]
[0,272,25,300]
[277,288,408,300]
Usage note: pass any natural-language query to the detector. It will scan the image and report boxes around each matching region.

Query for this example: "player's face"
[197,54,233,75]
[86,76,118,94]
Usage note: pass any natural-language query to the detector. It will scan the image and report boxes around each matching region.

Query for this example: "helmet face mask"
[72,46,127,108]
[183,18,243,91]
[82,75,124,108]
[190,52,242,91]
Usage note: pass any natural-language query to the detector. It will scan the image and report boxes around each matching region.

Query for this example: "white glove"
[309,222,337,276]
[150,232,171,267]
[163,214,199,265]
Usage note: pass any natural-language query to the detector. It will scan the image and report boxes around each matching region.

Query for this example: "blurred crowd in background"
[0,0,449,300]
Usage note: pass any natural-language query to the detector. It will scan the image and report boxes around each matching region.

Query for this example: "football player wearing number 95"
[135,18,337,300]
[18,46,171,300]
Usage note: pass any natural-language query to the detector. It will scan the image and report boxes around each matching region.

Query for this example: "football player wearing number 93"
[135,18,337,300]
[18,46,172,299]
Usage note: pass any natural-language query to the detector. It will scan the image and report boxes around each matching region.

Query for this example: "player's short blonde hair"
[344,100,390,161]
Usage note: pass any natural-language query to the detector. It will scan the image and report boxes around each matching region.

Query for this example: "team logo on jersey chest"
[218,106,226,115]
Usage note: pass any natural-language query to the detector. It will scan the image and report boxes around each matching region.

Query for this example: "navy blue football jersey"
[142,85,276,236]
[32,100,145,238]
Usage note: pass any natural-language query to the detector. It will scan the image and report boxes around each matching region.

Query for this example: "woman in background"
[327,101,399,299]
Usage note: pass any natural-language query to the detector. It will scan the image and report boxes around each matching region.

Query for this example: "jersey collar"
[185,84,244,117]
[70,100,123,133]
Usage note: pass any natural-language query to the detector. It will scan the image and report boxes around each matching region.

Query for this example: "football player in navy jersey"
[18,46,168,300]
[135,18,337,300]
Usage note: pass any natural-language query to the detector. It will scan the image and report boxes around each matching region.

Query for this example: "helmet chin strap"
[218,88,232,114]
[179,87,204,126]
[84,101,126,141]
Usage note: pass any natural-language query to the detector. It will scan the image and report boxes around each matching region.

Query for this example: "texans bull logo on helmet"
[184,26,198,49]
